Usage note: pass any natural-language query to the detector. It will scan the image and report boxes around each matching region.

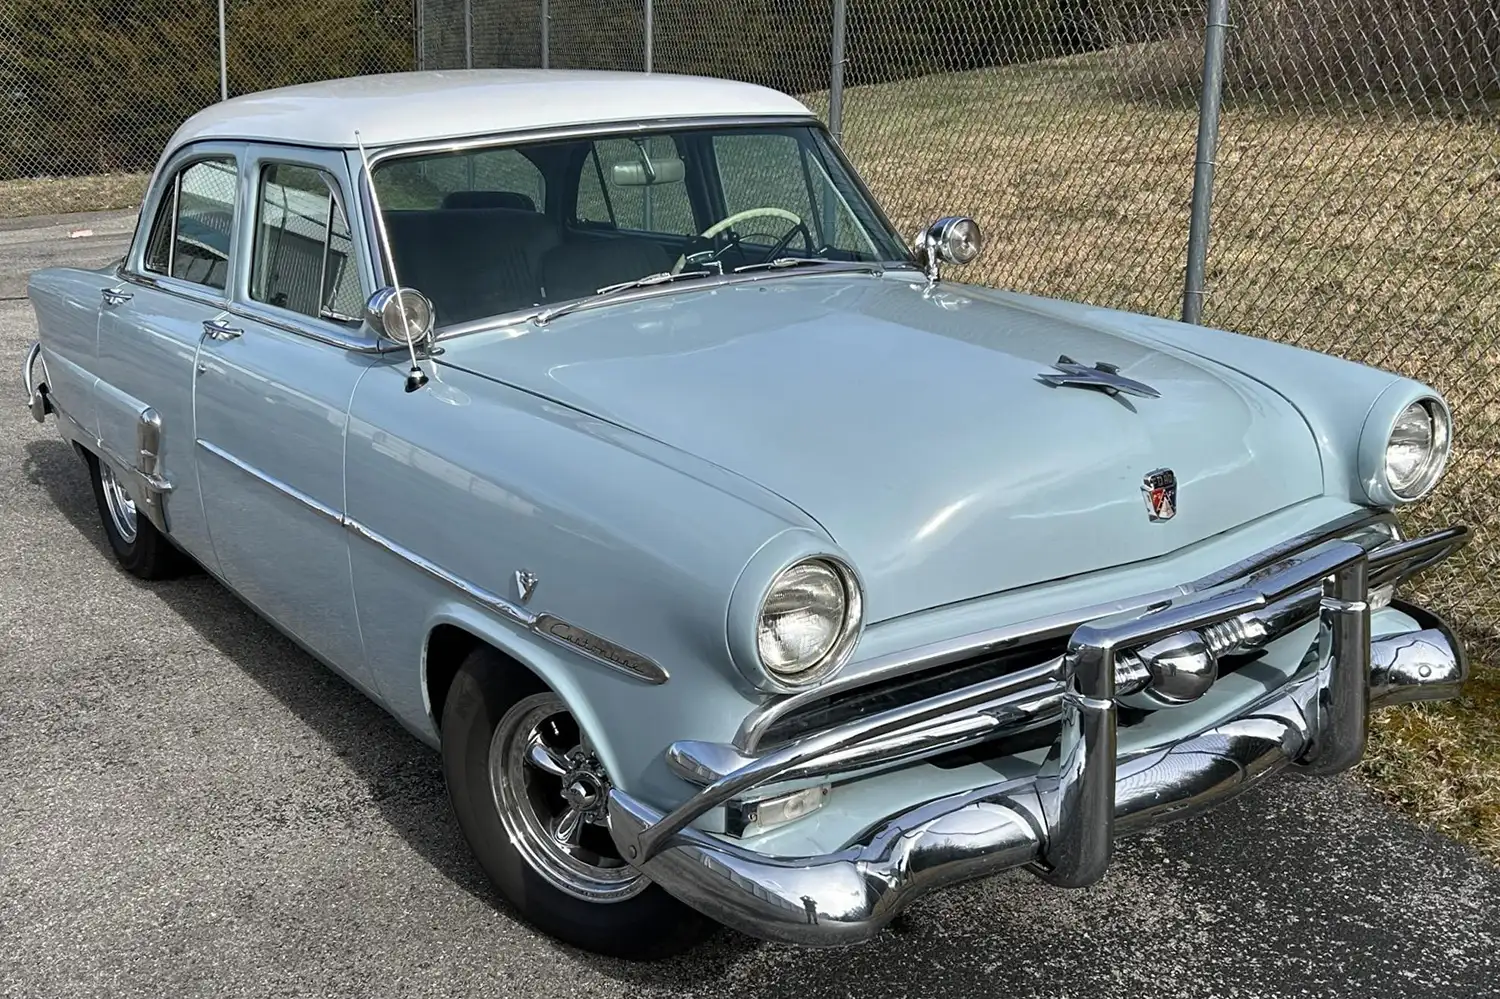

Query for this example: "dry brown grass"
[835,53,1500,860]
[0,172,148,219]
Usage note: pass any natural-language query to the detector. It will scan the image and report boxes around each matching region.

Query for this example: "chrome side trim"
[347,519,670,685]
[194,439,667,685]
[196,438,341,522]
[735,508,1395,752]
[532,615,670,686]
[342,515,533,627]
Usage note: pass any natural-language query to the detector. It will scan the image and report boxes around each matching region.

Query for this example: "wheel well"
[425,624,480,729]
[425,625,547,730]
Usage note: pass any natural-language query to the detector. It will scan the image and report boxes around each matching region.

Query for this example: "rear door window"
[144,157,238,290]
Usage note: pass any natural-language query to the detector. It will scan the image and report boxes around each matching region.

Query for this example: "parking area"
[4,212,1500,999]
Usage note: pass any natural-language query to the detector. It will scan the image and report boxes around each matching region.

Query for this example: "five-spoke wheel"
[440,646,714,958]
[489,692,647,902]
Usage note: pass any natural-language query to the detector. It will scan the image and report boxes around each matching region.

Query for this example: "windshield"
[371,123,911,328]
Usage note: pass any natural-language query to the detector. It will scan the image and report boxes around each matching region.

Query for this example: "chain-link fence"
[0,0,414,182]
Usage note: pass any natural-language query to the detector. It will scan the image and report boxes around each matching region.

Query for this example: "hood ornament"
[1142,468,1178,522]
[1039,355,1160,399]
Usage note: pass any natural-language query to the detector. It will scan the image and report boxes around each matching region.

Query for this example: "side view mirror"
[914,216,983,283]
[365,286,435,347]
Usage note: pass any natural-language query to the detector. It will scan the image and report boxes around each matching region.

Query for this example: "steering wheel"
[672,207,814,273]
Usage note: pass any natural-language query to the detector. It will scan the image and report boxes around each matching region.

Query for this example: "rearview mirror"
[611,155,686,187]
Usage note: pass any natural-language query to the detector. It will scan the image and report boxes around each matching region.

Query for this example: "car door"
[192,147,380,694]
[95,144,246,566]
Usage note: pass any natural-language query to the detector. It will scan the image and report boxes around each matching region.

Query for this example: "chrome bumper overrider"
[607,527,1469,946]
[23,341,52,423]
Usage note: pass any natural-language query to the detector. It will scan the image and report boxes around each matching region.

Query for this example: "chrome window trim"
[363,114,824,170]
[194,438,668,686]
[357,115,823,290]
[232,144,390,355]
[120,270,229,311]
[225,299,392,354]
[734,508,1396,752]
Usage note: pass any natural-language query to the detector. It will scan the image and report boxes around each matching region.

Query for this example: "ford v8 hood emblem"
[1038,355,1161,399]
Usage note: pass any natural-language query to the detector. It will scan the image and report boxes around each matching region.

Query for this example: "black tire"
[441,646,716,959]
[86,451,190,580]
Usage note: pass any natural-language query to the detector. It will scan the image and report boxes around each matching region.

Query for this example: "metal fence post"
[1182,0,1230,325]
[644,0,654,72]
[416,0,425,70]
[217,0,228,101]
[829,0,847,141]
[464,0,473,68]
[541,0,549,69]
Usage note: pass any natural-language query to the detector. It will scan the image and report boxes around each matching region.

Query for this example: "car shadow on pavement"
[22,437,761,987]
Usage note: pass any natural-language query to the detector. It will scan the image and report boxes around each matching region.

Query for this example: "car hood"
[438,274,1324,622]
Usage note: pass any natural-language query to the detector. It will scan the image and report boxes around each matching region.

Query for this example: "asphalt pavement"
[3,210,1499,999]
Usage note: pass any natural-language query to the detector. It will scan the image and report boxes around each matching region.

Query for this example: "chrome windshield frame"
[354,114,920,343]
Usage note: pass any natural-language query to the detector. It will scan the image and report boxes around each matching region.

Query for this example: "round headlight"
[756,558,861,686]
[1384,400,1451,500]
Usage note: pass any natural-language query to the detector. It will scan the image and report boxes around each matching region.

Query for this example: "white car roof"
[164,70,814,159]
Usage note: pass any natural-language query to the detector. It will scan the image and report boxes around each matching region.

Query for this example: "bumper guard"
[608,527,1468,945]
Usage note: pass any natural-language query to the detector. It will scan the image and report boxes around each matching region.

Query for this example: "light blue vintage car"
[22,70,1470,957]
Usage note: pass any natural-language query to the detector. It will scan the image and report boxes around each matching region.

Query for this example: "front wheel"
[440,648,715,958]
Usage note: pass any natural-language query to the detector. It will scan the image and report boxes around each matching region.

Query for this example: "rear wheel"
[87,453,190,580]
[440,647,715,958]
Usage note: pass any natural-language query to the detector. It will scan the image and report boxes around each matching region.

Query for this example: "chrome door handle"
[101,288,132,306]
[202,318,242,341]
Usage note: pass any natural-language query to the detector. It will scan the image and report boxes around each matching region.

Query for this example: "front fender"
[346,362,816,808]
[421,600,765,807]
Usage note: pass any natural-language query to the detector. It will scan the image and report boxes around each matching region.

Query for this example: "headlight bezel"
[754,556,864,689]
[726,535,867,695]
[1360,391,1452,507]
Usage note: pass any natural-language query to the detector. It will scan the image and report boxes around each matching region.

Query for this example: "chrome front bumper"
[607,526,1469,946]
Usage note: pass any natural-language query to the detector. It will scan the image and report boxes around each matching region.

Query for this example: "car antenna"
[355,129,428,393]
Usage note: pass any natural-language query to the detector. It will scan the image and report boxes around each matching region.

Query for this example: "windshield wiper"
[534,269,714,325]
[732,257,885,275]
